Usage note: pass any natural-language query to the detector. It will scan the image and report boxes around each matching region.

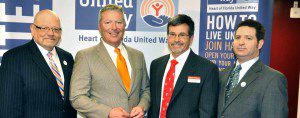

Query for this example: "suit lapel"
[170,51,196,104]
[219,66,233,110]
[28,40,62,99]
[156,55,169,107]
[56,48,68,79]
[96,42,127,93]
[125,45,136,96]
[223,60,263,111]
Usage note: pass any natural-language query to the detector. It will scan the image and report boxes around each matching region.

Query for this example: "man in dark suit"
[0,10,77,118]
[148,14,219,118]
[218,19,288,118]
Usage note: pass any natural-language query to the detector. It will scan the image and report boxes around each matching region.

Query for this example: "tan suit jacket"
[70,42,150,118]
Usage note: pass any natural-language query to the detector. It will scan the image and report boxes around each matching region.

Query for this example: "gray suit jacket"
[70,42,150,118]
[218,60,288,118]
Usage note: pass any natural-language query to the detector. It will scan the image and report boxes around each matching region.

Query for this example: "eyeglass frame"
[167,32,190,39]
[33,24,62,35]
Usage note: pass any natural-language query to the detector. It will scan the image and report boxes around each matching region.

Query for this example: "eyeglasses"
[33,24,62,34]
[168,33,190,39]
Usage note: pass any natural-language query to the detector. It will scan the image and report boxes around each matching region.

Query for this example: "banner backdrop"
[0,0,274,117]
[0,0,273,70]
[199,0,274,70]
[0,0,201,69]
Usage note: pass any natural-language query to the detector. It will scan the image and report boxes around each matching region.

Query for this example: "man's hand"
[130,106,144,118]
[109,107,130,118]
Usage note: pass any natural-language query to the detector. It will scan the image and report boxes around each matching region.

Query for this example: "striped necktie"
[47,52,64,98]
[115,48,131,94]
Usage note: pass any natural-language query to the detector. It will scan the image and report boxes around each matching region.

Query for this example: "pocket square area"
[187,76,201,83]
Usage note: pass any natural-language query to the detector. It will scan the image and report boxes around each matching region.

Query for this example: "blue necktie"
[225,64,242,103]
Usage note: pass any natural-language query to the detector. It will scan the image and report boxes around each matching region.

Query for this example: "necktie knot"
[170,59,178,66]
[236,64,242,71]
[232,64,242,74]
[47,52,53,59]
[114,48,121,54]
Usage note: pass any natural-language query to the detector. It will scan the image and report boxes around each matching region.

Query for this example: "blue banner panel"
[199,0,273,70]
[75,0,137,31]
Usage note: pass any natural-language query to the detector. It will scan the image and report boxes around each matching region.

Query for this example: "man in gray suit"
[218,19,288,118]
[70,4,150,118]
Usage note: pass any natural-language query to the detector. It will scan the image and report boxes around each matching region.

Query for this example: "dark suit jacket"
[0,40,77,118]
[218,60,288,118]
[148,50,219,118]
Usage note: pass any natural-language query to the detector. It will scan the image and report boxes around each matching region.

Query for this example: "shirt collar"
[236,56,259,70]
[34,40,57,56]
[169,48,191,63]
[102,40,124,52]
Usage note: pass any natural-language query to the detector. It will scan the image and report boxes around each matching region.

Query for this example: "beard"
[169,41,185,55]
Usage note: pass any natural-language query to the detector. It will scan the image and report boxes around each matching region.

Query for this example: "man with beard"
[217,19,288,118]
[148,14,219,118]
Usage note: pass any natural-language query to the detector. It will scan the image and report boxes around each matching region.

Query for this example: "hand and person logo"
[140,0,175,27]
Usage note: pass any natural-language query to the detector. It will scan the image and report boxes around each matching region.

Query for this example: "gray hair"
[98,4,125,23]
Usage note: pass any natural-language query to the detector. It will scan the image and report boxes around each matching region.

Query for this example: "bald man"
[0,10,77,118]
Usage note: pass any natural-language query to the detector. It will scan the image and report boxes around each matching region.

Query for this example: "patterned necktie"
[160,59,178,118]
[47,52,64,98]
[225,64,242,103]
[115,48,131,94]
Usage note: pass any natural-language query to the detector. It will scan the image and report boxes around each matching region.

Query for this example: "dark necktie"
[225,64,242,103]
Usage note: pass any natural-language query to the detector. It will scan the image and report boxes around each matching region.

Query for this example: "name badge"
[187,76,201,83]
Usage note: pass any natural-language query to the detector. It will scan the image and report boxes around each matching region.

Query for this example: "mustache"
[170,41,184,46]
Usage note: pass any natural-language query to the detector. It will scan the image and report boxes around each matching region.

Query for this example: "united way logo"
[0,0,52,63]
[140,0,175,27]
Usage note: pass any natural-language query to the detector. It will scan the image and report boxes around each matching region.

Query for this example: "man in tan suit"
[70,4,150,118]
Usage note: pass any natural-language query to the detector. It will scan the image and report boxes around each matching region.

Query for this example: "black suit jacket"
[148,50,219,118]
[0,40,77,118]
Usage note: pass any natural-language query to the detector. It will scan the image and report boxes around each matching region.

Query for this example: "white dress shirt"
[102,41,132,78]
[159,48,191,117]
[235,57,259,83]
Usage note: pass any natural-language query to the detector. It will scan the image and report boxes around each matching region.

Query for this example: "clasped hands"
[109,106,144,118]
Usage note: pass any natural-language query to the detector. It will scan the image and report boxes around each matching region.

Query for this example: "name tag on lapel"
[187,76,201,83]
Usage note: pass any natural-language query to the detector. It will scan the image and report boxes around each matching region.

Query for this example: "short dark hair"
[167,14,195,36]
[236,19,265,41]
